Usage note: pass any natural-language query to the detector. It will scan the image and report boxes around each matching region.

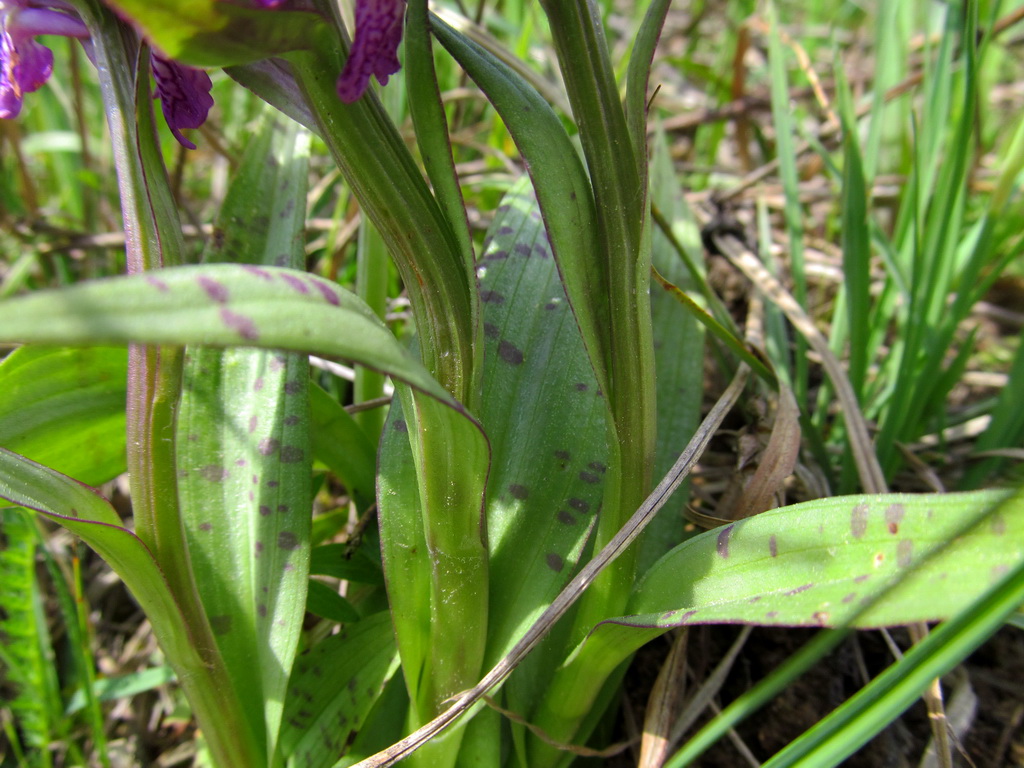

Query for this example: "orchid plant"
[1,1,1022,768]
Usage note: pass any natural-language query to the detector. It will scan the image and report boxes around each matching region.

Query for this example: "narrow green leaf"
[406,0,474,272]
[431,14,609,391]
[0,346,126,488]
[305,580,360,625]
[309,545,383,585]
[65,666,176,715]
[762,555,1024,768]
[278,612,399,768]
[624,0,672,184]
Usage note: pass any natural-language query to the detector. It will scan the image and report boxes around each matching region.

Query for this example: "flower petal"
[336,0,404,103]
[150,53,214,150]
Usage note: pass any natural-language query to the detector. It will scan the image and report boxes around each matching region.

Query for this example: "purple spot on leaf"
[249,415,259,433]
[258,604,267,617]
[200,464,228,482]
[277,531,299,550]
[785,583,813,596]
[897,539,913,568]
[842,592,856,603]
[199,522,212,532]
[314,280,341,305]
[198,275,229,303]
[281,273,310,294]
[509,484,529,500]
[284,380,302,395]
[259,438,280,456]
[146,275,170,292]
[220,308,259,340]
[545,553,564,572]
[557,510,575,525]
[716,524,734,558]
[260,505,272,516]
[243,265,274,281]
[513,243,531,257]
[484,322,500,338]
[769,535,778,557]
[851,503,869,538]
[284,415,300,426]
[277,505,289,514]
[579,471,600,484]
[393,419,407,433]
[854,574,870,583]
[588,461,607,473]
[568,498,590,513]
[485,250,508,261]
[885,503,904,535]
[210,615,232,635]
[254,377,264,392]
[280,446,305,463]
[498,340,524,365]
[480,290,505,304]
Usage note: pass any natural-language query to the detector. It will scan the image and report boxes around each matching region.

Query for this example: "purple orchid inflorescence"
[1,0,89,119]
[336,0,405,103]
[2,0,407,146]
[149,53,213,150]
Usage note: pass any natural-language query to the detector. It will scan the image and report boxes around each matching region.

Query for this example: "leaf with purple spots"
[176,116,313,757]
[546,489,1024,695]
[278,612,399,768]
[476,179,608,664]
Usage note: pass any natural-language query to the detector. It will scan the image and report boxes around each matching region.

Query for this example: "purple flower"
[1,1,89,119]
[150,53,214,150]
[336,0,404,103]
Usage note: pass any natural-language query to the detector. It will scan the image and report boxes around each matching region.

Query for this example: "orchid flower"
[336,0,404,103]
[1,0,88,118]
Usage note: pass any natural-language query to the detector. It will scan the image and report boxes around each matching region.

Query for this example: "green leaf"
[309,385,376,512]
[305,580,360,625]
[176,114,313,760]
[278,612,399,768]
[760,555,1024,767]
[631,489,1023,629]
[309,544,383,585]
[0,448,252,763]
[431,14,609,390]
[0,264,453,407]
[475,178,608,663]
[0,346,127,488]
[65,666,176,715]
[100,0,321,67]
[0,508,58,753]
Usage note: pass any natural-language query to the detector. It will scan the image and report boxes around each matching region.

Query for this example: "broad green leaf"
[553,489,1024,698]
[634,489,1023,628]
[0,264,453,408]
[99,0,320,67]
[475,178,607,663]
[176,114,312,759]
[0,346,127,488]
[278,612,399,768]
